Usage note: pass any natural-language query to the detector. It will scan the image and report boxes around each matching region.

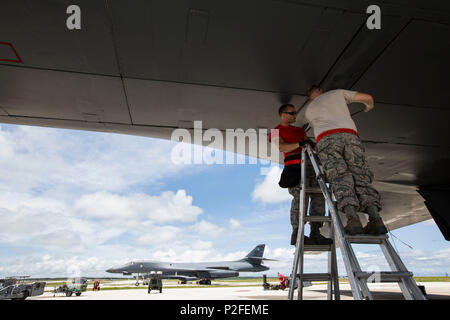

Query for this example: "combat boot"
[343,205,364,235]
[309,229,333,245]
[344,216,364,235]
[364,217,388,235]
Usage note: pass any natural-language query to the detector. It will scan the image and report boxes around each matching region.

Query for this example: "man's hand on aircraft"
[364,102,374,112]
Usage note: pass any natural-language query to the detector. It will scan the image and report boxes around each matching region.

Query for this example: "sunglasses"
[282,112,297,116]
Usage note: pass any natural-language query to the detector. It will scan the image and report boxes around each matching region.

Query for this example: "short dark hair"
[306,84,321,97]
[278,103,295,116]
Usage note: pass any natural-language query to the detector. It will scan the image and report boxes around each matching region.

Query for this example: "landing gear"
[198,279,211,285]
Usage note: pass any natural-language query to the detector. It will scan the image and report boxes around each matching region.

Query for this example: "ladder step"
[304,244,332,252]
[345,234,387,244]
[297,273,332,281]
[305,216,332,223]
[355,271,413,282]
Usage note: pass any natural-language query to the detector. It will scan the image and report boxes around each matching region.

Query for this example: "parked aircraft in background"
[106,244,275,285]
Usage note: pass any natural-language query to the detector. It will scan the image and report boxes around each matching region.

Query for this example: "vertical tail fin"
[243,244,277,265]
[245,244,265,258]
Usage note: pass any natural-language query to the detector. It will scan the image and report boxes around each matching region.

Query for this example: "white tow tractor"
[0,276,46,300]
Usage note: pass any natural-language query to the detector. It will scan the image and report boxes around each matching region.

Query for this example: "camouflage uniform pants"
[316,132,381,213]
[288,157,325,230]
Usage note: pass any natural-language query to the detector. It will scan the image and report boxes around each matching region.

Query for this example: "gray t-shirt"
[305,89,357,139]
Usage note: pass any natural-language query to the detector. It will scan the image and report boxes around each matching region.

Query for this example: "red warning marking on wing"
[0,42,23,63]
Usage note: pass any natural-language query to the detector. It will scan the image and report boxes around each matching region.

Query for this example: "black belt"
[284,153,301,165]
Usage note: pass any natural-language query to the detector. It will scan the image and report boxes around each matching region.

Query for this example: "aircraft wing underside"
[1,1,450,236]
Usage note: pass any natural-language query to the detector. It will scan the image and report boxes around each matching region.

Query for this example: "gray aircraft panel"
[352,102,450,148]
[124,77,308,129]
[0,65,131,124]
[108,0,363,93]
[0,0,120,76]
[319,15,411,90]
[353,19,450,109]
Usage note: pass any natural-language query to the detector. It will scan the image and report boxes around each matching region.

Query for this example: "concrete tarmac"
[29,282,450,300]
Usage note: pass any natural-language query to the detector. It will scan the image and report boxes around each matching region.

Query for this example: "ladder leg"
[327,204,332,300]
[327,209,338,300]
[288,149,307,300]
[379,241,414,300]
[297,267,304,300]
[347,242,374,300]
[332,248,340,300]
[288,224,305,300]
[380,240,426,300]
[326,203,365,299]
[297,197,312,300]
[329,218,340,300]
[327,249,332,300]
[306,145,364,300]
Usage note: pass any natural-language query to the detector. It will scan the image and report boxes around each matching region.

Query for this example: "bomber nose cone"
[106,268,115,273]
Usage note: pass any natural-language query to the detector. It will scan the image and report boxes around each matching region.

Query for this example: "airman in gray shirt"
[304,85,388,235]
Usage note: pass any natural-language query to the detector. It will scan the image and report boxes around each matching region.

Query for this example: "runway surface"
[29,282,450,300]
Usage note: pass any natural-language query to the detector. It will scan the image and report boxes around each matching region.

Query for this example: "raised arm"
[353,92,374,112]
[271,136,301,153]
[272,136,315,152]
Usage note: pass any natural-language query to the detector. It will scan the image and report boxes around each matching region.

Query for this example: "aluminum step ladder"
[288,145,426,300]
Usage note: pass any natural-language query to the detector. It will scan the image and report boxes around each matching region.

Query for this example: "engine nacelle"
[208,270,239,278]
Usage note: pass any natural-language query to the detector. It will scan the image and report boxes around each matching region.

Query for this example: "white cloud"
[74,190,203,223]
[192,220,226,238]
[252,166,291,204]
[0,125,204,256]
[0,125,197,195]
[229,218,241,229]
[135,226,180,245]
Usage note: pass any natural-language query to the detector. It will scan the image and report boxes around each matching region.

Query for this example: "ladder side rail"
[298,197,313,300]
[381,240,426,300]
[296,149,308,300]
[379,241,415,300]
[329,214,340,300]
[305,145,364,300]
[288,148,308,300]
[346,241,374,300]
[327,212,332,300]
[326,212,336,300]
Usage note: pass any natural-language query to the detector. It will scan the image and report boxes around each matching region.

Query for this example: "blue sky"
[0,123,448,278]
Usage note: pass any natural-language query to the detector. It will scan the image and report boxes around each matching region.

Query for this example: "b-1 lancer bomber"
[106,244,275,285]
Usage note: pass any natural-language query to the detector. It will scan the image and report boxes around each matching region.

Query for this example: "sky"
[0,123,448,279]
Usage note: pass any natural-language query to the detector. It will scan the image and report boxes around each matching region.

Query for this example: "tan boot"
[364,217,388,235]
[344,216,364,235]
